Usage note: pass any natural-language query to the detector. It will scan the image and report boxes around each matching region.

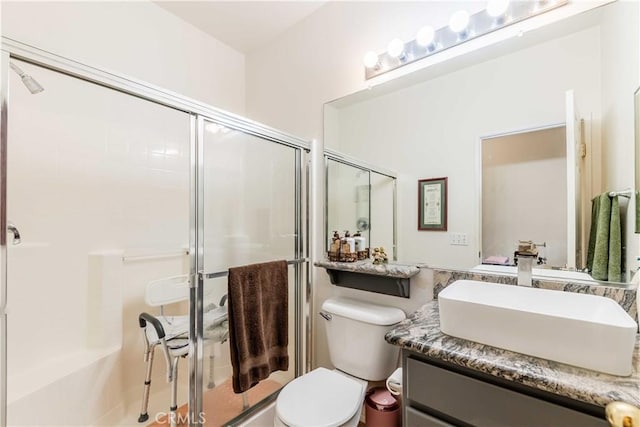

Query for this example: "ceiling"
[155,1,327,54]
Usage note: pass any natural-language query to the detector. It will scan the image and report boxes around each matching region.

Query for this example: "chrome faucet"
[515,241,538,287]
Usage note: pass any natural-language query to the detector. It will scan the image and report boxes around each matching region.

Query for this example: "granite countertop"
[385,300,640,408]
[314,259,421,278]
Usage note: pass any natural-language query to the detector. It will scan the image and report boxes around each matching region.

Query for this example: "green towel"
[587,193,622,281]
[586,195,602,272]
[608,196,621,282]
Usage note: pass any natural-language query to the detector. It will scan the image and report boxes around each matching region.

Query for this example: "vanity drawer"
[406,357,608,427]
[405,407,455,427]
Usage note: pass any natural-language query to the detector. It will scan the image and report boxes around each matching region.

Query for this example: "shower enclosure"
[0,38,309,427]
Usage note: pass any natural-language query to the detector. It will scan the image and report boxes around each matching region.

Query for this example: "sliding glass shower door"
[192,117,306,425]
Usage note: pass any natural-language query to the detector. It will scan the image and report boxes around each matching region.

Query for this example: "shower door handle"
[7,223,21,245]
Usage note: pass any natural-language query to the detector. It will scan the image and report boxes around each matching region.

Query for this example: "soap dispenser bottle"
[330,231,341,254]
[353,231,366,252]
[344,231,356,253]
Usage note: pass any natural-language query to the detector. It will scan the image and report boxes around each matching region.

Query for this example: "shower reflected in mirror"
[325,154,397,260]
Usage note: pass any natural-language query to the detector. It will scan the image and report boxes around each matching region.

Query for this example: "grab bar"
[201,258,308,279]
[122,249,189,263]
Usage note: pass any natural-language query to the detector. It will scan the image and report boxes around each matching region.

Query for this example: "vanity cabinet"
[403,350,609,427]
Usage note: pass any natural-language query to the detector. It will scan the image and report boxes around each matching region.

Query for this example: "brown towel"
[228,260,289,393]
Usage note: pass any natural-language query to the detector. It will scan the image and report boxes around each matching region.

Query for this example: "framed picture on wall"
[418,177,447,231]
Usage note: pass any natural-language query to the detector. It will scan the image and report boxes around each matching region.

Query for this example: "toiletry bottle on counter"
[330,231,341,253]
[341,237,351,254]
[344,231,356,253]
[353,231,366,252]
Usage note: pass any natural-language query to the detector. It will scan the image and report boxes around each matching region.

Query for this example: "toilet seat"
[276,367,364,427]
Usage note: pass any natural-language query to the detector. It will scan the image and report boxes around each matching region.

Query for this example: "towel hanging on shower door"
[227,260,289,394]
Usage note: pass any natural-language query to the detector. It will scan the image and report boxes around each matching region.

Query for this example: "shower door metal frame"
[0,37,311,427]
[0,50,10,427]
[193,116,309,422]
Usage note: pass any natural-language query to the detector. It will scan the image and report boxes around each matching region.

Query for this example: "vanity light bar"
[364,0,568,80]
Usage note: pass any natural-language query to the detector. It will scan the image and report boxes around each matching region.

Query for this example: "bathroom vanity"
[386,301,640,427]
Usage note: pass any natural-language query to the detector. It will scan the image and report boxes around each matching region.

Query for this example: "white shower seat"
[137,274,229,427]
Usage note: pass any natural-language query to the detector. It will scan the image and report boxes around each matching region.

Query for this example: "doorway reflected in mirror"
[481,125,571,270]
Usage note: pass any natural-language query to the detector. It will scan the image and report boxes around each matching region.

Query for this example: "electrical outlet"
[449,232,469,246]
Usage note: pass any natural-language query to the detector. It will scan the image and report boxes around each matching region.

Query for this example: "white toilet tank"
[321,297,406,381]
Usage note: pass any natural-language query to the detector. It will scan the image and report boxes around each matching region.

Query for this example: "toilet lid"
[276,367,364,427]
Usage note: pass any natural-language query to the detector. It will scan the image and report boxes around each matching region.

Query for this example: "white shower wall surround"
[6,60,193,425]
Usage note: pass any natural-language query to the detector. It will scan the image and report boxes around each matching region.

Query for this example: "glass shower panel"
[200,120,297,425]
[5,60,192,426]
[325,159,370,250]
[370,172,396,259]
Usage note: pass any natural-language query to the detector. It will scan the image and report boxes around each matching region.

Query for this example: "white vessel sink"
[439,280,638,376]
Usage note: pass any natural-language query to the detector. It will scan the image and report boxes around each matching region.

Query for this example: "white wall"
[1,0,246,114]
[246,1,486,140]
[600,1,640,277]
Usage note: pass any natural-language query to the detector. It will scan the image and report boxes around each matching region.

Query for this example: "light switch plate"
[449,232,469,246]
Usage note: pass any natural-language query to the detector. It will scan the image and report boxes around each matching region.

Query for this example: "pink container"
[365,387,400,427]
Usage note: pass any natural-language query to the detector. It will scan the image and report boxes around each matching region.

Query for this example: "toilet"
[275,297,406,427]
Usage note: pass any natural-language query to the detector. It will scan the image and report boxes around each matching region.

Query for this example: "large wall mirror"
[323,1,639,285]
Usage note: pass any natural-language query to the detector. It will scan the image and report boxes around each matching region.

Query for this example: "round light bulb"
[416,26,435,47]
[487,0,510,17]
[387,38,405,59]
[363,51,379,69]
[449,10,470,33]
